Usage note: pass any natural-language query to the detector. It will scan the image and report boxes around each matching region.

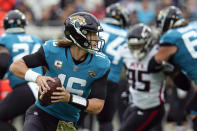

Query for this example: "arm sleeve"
[23,46,49,68]
[172,71,191,91]
[160,43,175,46]
[88,70,110,100]
[148,43,175,73]
[148,56,163,73]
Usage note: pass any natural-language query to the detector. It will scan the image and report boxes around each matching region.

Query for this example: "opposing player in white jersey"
[118,23,166,131]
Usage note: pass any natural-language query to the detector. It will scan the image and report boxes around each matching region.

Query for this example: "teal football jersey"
[100,22,128,83]
[0,33,43,87]
[36,40,110,122]
[160,21,197,84]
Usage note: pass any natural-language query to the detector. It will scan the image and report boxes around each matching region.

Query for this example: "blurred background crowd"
[0,0,197,40]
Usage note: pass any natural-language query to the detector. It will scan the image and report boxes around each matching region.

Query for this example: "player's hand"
[162,61,175,74]
[120,90,130,106]
[51,86,70,103]
[36,75,55,94]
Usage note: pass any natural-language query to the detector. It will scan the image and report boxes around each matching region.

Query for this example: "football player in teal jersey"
[0,10,43,131]
[148,6,197,130]
[10,12,110,131]
[97,3,129,131]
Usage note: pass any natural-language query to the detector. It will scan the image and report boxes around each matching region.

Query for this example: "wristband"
[24,69,41,82]
[69,94,88,110]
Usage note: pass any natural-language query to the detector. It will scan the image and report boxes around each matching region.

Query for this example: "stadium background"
[0,0,197,131]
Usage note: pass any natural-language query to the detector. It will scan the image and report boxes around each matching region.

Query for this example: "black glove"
[148,56,176,74]
[161,61,175,74]
[120,90,130,106]
[193,117,197,131]
[172,71,191,91]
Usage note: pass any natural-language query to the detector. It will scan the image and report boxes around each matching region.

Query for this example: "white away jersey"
[119,44,166,109]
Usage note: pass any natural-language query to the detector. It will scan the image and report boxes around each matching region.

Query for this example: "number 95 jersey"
[160,21,197,85]
[119,44,166,109]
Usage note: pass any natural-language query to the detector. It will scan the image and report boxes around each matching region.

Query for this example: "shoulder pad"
[160,29,180,46]
[94,52,111,71]
[43,40,61,54]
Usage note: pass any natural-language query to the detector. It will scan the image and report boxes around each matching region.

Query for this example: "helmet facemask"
[128,37,153,60]
[86,32,105,53]
[127,23,153,60]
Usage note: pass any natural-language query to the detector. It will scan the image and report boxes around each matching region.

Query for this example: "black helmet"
[127,23,153,60]
[64,12,104,53]
[103,3,130,28]
[157,6,185,33]
[3,10,26,30]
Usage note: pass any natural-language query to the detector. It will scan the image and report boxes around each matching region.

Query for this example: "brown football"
[38,77,62,106]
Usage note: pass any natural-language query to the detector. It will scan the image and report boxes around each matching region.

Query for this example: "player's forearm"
[10,58,29,79]
[85,98,105,114]
[154,45,177,63]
